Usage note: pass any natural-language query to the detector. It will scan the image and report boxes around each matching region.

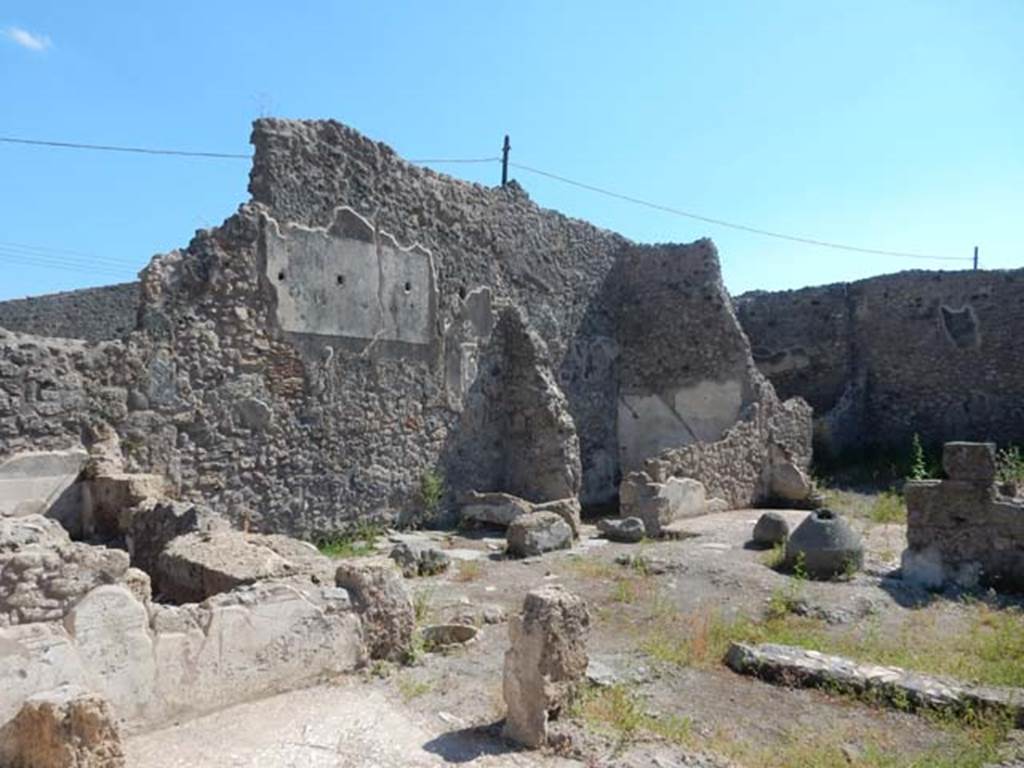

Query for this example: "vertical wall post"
[973,245,979,270]
[501,135,510,187]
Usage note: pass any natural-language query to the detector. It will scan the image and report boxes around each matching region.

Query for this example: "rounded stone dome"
[783,508,863,579]
[752,511,790,548]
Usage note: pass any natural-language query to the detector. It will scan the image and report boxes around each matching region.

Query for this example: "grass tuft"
[316,521,384,558]
[869,490,907,524]
[452,559,483,582]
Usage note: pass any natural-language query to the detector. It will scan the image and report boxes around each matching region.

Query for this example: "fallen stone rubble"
[726,642,1024,725]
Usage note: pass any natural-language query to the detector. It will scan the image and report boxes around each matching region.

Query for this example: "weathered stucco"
[262,207,437,348]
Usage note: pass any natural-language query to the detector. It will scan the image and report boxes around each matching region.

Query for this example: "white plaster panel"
[618,379,744,473]
[264,210,435,345]
[0,449,87,517]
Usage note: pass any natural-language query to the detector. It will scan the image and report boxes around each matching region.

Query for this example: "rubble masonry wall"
[1,119,810,536]
[0,283,140,342]
[736,269,1024,455]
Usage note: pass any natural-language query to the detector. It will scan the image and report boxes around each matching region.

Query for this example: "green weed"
[419,469,445,517]
[316,521,384,558]
[909,433,931,480]
[996,445,1024,489]
[869,490,907,524]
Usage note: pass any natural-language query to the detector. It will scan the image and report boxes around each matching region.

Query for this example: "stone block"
[769,460,812,504]
[82,473,166,539]
[726,642,1024,726]
[155,530,333,603]
[619,472,706,537]
[0,583,364,738]
[943,442,997,482]
[150,583,363,719]
[63,586,155,722]
[597,516,646,543]
[0,685,124,768]
[459,491,533,528]
[531,497,582,538]
[124,499,226,581]
[502,585,589,748]
[335,557,414,662]
[388,542,450,578]
[506,512,573,557]
[0,622,88,729]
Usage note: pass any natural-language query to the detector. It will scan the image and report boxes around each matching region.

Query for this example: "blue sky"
[1,1,1021,301]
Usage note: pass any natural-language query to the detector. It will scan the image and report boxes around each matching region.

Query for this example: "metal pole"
[973,246,979,270]
[501,135,510,187]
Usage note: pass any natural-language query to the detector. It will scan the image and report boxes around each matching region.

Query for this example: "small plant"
[612,577,644,604]
[399,626,430,666]
[840,554,860,581]
[316,521,384,558]
[452,560,483,582]
[396,674,432,702]
[412,587,434,624]
[766,585,802,621]
[761,541,786,569]
[869,490,907,524]
[574,684,646,751]
[792,551,808,582]
[996,445,1024,492]
[909,433,930,480]
[419,469,445,517]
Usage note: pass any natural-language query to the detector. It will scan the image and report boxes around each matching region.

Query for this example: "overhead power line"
[409,156,500,164]
[0,248,129,279]
[0,136,499,165]
[509,162,971,263]
[0,241,143,270]
[1,133,973,263]
[0,136,252,160]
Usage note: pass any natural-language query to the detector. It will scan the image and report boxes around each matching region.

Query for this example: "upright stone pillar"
[502,585,589,748]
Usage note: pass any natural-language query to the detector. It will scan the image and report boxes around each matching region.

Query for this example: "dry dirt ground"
[125,503,1024,768]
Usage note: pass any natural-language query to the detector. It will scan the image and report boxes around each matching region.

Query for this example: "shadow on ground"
[421,722,519,764]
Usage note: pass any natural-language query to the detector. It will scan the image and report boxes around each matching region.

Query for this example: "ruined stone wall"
[736,269,1024,454]
[735,284,852,413]
[615,241,761,473]
[612,242,813,507]
[1,119,812,536]
[246,119,630,510]
[0,283,140,342]
[446,305,582,505]
[0,330,144,459]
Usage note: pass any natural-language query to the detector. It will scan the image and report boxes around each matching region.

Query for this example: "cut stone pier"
[502,585,589,748]
[335,557,415,662]
[903,442,1024,592]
